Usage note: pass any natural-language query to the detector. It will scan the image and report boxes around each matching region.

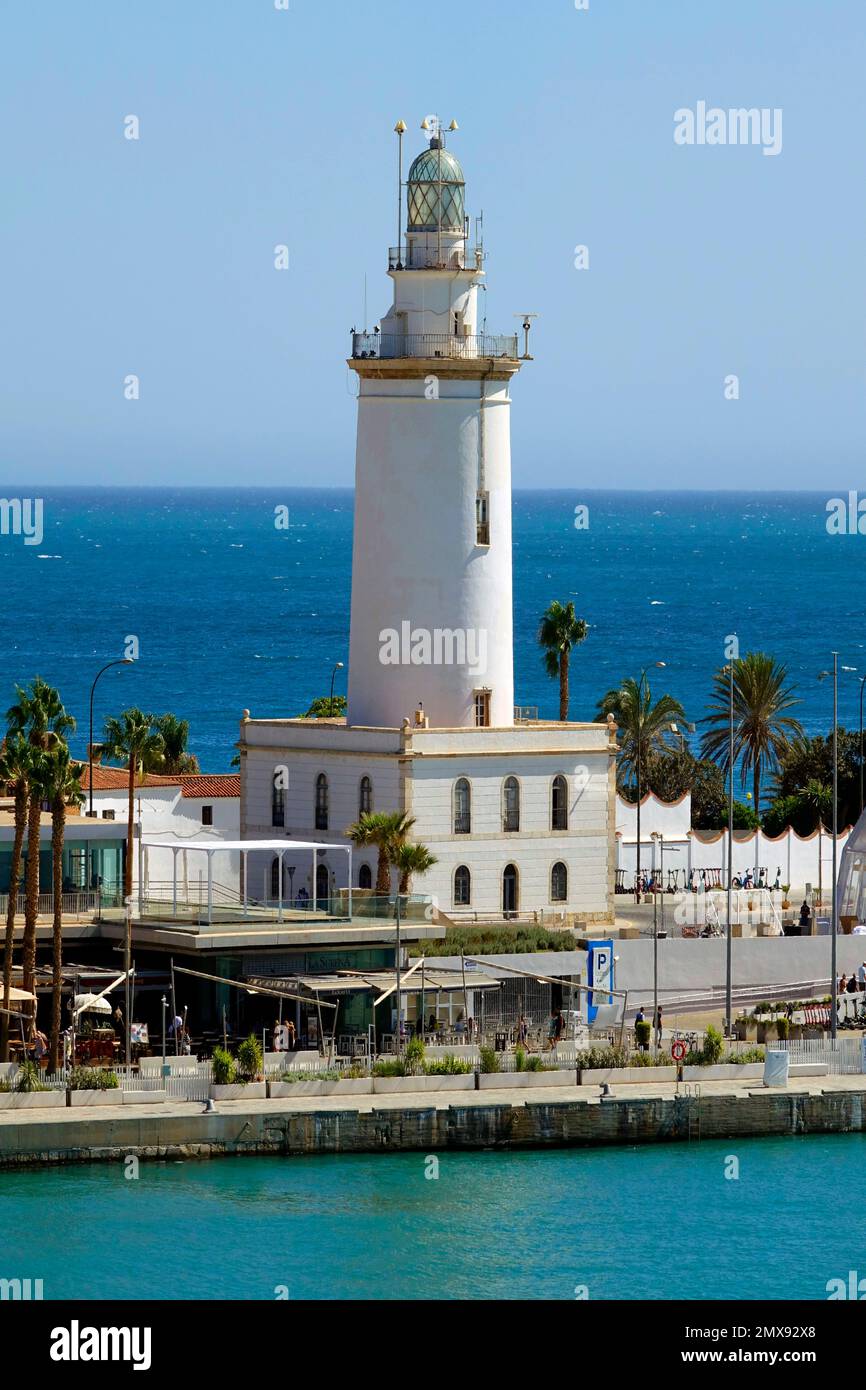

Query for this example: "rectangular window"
[476,491,489,546]
[272,787,285,828]
[201,805,213,827]
[474,690,491,728]
[101,809,115,822]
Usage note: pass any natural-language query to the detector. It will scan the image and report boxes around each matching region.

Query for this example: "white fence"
[780,1038,864,1075]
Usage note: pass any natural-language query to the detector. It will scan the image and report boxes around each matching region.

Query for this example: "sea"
[1,487,863,771]
[0,1137,860,1300]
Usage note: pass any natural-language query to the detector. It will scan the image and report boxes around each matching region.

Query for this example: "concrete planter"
[579,1066,678,1086]
[209,1082,267,1101]
[0,1090,66,1110]
[121,1089,167,1105]
[69,1089,120,1106]
[372,1075,475,1095]
[682,1063,764,1082]
[478,1070,576,1090]
[268,1079,373,1098]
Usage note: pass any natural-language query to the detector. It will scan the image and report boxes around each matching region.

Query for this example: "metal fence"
[780,1038,864,1075]
[351,331,519,361]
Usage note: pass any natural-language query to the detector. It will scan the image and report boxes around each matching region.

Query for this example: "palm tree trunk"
[559,649,569,721]
[753,765,760,819]
[23,791,42,1024]
[1,782,27,1061]
[399,871,410,895]
[49,799,64,1072]
[375,845,390,897]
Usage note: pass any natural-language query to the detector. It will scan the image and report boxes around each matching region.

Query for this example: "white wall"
[615,791,852,894]
[88,786,240,894]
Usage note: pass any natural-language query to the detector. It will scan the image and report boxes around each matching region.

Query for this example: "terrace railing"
[0,890,118,918]
[351,331,519,361]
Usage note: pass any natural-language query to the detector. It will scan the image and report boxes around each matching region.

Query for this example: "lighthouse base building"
[240,119,616,926]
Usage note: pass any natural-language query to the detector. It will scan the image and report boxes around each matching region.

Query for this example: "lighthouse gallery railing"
[351,331,519,361]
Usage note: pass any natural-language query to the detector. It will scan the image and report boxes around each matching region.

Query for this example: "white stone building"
[240,119,616,926]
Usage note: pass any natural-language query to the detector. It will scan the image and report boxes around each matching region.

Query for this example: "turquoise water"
[1,1137,863,1300]
[4,488,865,771]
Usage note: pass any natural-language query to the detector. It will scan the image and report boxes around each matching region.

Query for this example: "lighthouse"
[239,119,616,930]
[347,118,524,731]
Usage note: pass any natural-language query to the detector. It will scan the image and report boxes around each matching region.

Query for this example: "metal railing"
[514,706,539,722]
[351,331,519,361]
[387,244,483,272]
[0,890,118,918]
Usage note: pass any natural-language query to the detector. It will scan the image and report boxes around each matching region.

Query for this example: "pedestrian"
[653,1005,663,1048]
[112,1006,124,1036]
[847,974,859,994]
[858,962,866,992]
[839,974,848,996]
[285,1019,296,1051]
[516,1015,528,1047]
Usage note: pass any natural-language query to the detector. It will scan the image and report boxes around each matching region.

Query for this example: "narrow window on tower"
[474,691,491,728]
[476,491,490,546]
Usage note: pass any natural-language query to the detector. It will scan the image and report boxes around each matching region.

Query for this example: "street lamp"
[819,657,840,1039]
[329,661,344,707]
[161,994,167,1076]
[634,662,667,902]
[724,658,736,1037]
[88,659,134,817]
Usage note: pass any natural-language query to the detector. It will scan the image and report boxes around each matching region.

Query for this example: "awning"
[73,993,113,1015]
[2,986,37,1003]
[289,969,501,995]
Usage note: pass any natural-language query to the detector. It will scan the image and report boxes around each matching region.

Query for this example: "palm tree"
[6,680,76,1026]
[98,710,163,901]
[538,601,588,721]
[597,676,686,897]
[345,810,415,897]
[0,736,31,1060]
[797,778,832,912]
[42,748,83,1070]
[597,677,686,795]
[701,653,804,812]
[146,714,200,775]
[393,842,438,895]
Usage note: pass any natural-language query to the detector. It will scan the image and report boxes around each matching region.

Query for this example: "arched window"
[503,776,520,832]
[454,778,471,834]
[270,857,280,898]
[359,776,373,817]
[315,773,329,831]
[551,775,568,831]
[551,861,568,903]
[272,782,285,828]
[358,863,372,891]
[454,865,471,906]
[502,863,519,915]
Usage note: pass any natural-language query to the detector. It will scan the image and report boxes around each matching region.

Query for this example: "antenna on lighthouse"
[515,313,538,360]
[394,119,407,269]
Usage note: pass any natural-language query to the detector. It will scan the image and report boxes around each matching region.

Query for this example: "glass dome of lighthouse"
[407,132,465,234]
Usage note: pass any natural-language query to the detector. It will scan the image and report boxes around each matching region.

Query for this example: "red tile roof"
[177,775,240,799]
[77,767,240,798]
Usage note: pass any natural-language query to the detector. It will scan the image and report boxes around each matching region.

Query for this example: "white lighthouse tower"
[239,119,616,929]
[347,118,524,731]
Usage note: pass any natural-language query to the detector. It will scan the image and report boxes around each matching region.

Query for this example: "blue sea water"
[0,1137,862,1300]
[2,487,863,771]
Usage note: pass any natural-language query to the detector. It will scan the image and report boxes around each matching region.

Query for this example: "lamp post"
[161,994,167,1076]
[329,661,344,708]
[819,657,840,1039]
[859,675,866,817]
[634,662,667,902]
[394,119,407,264]
[88,659,133,817]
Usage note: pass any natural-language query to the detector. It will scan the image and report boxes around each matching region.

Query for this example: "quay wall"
[1,1088,865,1168]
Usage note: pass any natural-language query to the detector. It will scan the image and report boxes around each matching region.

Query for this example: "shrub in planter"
[775,1017,790,1041]
[281,1069,340,1083]
[725,1046,765,1064]
[211,1048,237,1086]
[372,1059,405,1077]
[68,1067,119,1091]
[479,1046,500,1074]
[524,1054,545,1073]
[581,1046,629,1070]
[514,1046,527,1072]
[403,1036,426,1076]
[424,1054,472,1076]
[236,1034,263,1082]
[634,1020,651,1051]
[15,1061,49,1093]
[702,1025,724,1066]
[339,1064,368,1080]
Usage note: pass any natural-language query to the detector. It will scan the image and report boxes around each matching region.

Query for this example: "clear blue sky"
[1,0,863,489]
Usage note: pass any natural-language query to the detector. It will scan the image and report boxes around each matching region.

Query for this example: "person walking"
[653,1005,663,1049]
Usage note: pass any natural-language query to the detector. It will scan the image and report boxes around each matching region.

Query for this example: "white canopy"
[73,993,112,1015]
[140,839,350,853]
